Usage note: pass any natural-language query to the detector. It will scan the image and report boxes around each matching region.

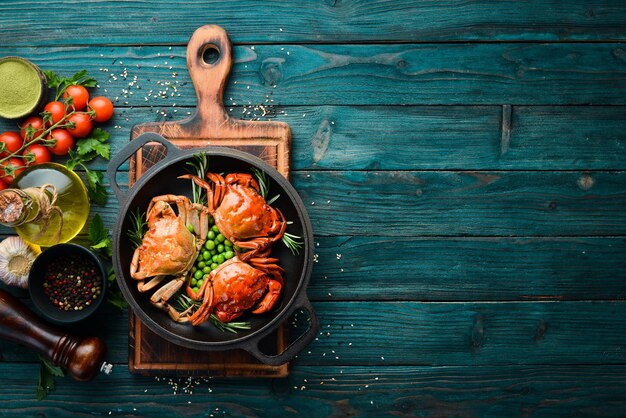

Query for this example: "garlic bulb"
[0,236,40,288]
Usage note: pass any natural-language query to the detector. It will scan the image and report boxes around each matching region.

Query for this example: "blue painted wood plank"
[295,170,626,236]
[1,0,625,45]
[3,301,626,366]
[3,236,624,302]
[1,363,626,417]
[3,105,626,171]
[4,170,625,237]
[1,44,625,105]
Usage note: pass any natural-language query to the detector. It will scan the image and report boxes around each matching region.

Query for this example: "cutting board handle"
[187,25,232,125]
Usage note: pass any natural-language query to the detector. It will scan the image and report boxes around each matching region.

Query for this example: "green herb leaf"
[43,70,62,89]
[282,232,303,256]
[84,169,108,206]
[185,153,208,204]
[107,290,128,310]
[76,128,111,159]
[36,355,63,401]
[88,214,112,257]
[128,209,147,249]
[251,167,269,199]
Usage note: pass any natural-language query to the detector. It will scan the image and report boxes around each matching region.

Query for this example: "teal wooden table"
[1,1,626,416]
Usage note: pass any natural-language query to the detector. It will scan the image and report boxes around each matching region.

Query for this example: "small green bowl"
[0,56,48,120]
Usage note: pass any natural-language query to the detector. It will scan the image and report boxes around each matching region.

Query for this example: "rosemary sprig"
[128,208,147,249]
[251,168,304,255]
[210,314,252,333]
[175,294,251,333]
[185,153,209,205]
[283,232,304,256]
[251,167,269,200]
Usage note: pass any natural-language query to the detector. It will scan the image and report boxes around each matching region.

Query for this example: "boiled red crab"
[130,194,209,321]
[187,251,284,325]
[179,172,286,260]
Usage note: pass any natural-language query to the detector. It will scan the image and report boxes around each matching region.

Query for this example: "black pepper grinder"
[0,288,112,381]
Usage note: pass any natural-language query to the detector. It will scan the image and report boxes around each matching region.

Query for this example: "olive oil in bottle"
[0,163,90,247]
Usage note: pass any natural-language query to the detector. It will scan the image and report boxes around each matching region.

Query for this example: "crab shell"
[134,200,196,278]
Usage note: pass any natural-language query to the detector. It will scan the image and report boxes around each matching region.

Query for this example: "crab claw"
[251,279,282,314]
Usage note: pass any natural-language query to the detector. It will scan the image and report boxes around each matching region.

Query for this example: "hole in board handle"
[202,44,220,65]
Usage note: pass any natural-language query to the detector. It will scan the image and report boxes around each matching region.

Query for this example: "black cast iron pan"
[107,133,318,365]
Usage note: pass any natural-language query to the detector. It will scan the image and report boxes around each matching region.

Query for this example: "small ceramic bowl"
[28,243,107,324]
[0,56,48,119]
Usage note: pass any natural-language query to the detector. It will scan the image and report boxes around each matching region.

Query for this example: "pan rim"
[112,145,314,350]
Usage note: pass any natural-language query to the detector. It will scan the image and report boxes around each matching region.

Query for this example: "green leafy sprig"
[176,294,251,333]
[127,209,148,249]
[88,214,128,310]
[36,355,64,401]
[185,153,209,205]
[65,128,111,205]
[44,69,97,101]
[251,168,304,255]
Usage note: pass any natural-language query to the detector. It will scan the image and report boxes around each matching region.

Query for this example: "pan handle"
[244,294,320,366]
[106,133,182,203]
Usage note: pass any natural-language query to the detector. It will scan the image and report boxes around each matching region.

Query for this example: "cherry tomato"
[43,101,66,126]
[0,178,7,191]
[0,158,26,184]
[88,96,114,122]
[47,129,74,156]
[66,113,93,138]
[23,144,51,165]
[63,85,89,111]
[20,116,45,140]
[0,131,24,158]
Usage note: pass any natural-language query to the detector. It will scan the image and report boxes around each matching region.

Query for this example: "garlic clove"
[0,236,40,289]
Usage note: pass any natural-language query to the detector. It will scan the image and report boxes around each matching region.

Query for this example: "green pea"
[191,278,197,286]
[205,240,215,250]
[187,224,195,233]
[193,286,199,293]
[212,254,219,262]
[216,233,225,243]
[216,254,225,264]
[202,250,211,259]
[203,266,211,274]
[224,251,234,259]
[224,239,233,247]
[211,225,219,233]
[210,249,217,256]
[204,274,210,280]
[207,231,216,240]
[211,262,218,270]
[217,244,225,253]
[197,261,206,269]
[197,279,204,287]
[194,270,203,280]
[191,266,197,274]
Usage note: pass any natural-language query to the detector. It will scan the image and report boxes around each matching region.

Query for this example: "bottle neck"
[0,188,40,227]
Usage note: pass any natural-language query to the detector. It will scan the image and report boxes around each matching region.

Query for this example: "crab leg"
[138,275,168,292]
[189,278,215,326]
[251,279,282,315]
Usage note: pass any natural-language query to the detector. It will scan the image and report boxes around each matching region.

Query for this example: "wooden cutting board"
[127,25,291,377]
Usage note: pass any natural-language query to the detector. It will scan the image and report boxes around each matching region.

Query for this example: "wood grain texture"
[4,301,626,366]
[307,236,626,301]
[3,236,625,303]
[2,363,626,417]
[5,170,625,238]
[295,170,626,236]
[2,1,626,45]
[5,105,626,171]
[1,43,625,105]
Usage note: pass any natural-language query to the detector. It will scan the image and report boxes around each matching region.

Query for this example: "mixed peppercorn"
[43,255,102,311]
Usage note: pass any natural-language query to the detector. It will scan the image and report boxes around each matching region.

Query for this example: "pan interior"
[117,152,308,346]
